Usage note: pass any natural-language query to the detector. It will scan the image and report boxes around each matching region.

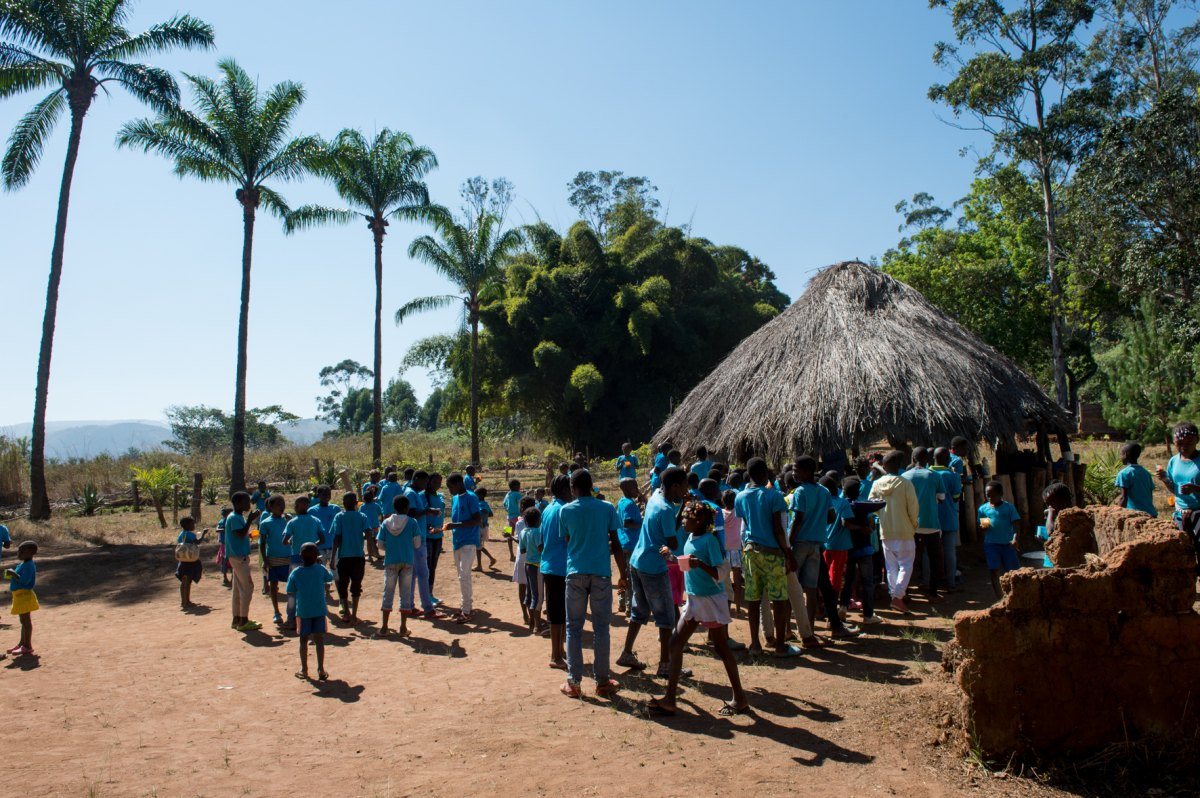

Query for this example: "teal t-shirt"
[978,501,1020,545]
[258,513,290,558]
[377,481,403,516]
[825,495,854,551]
[520,525,543,567]
[1167,454,1200,513]
[734,486,788,549]
[903,467,943,529]
[790,482,831,545]
[331,510,370,558]
[309,503,340,550]
[360,500,383,530]
[503,490,523,519]
[690,460,714,480]
[629,491,679,575]
[616,497,643,552]
[451,491,481,550]
[224,512,251,557]
[1115,464,1157,517]
[539,500,567,576]
[286,563,333,618]
[283,513,323,556]
[616,454,639,480]
[683,532,724,597]
[377,515,415,566]
[559,496,619,577]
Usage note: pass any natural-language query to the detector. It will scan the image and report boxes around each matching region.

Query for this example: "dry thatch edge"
[655,260,1070,462]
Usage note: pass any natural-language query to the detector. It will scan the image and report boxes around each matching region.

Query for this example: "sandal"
[294,671,310,680]
[548,660,568,671]
[560,680,581,698]
[317,670,329,681]
[719,702,750,716]
[595,680,619,697]
[646,698,676,716]
[774,644,803,659]
[655,665,693,678]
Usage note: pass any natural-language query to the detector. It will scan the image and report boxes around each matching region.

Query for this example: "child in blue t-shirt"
[475,487,498,572]
[503,480,523,561]
[519,506,544,633]
[649,501,747,717]
[361,487,384,564]
[286,543,333,681]
[0,523,11,564]
[5,540,39,657]
[175,516,209,609]
[1115,442,1157,517]
[216,507,232,587]
[257,495,292,626]
[978,481,1022,598]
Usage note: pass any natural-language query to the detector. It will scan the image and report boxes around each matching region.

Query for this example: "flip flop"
[548,660,568,671]
[774,644,803,659]
[294,671,310,680]
[560,681,581,698]
[317,670,329,681]
[719,702,750,716]
[655,666,693,678]
[646,698,676,716]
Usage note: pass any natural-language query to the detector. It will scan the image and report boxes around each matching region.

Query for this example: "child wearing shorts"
[286,542,333,680]
[175,516,208,609]
[978,480,1022,599]
[475,487,498,572]
[258,495,292,626]
[6,541,39,657]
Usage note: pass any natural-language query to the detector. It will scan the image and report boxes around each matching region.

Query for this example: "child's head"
[476,487,488,499]
[557,462,569,475]
[411,470,429,491]
[661,466,689,502]
[428,473,442,490]
[622,442,632,454]
[722,489,736,510]
[534,487,545,500]
[854,456,870,478]
[465,464,477,476]
[698,478,720,503]
[1121,441,1143,464]
[681,500,715,535]
[267,495,286,515]
[509,478,520,491]
[386,472,399,483]
[619,477,639,499]
[257,480,267,491]
[912,446,931,467]
[522,507,542,528]
[315,485,332,502]
[818,474,840,495]
[795,455,817,481]
[668,449,682,465]
[882,450,906,475]
[746,457,769,486]
[985,480,1004,504]
[342,491,357,510]
[519,496,536,512]
[294,495,311,514]
[181,516,196,531]
[404,467,415,482]
[369,469,381,482]
[1176,422,1200,456]
[231,491,251,513]
[392,495,409,515]
[550,474,572,501]
[300,542,319,566]
[446,473,465,494]
[220,506,232,518]
[933,447,951,467]
[660,441,673,454]
[17,540,37,561]
[841,476,862,501]
[727,471,745,491]
[686,471,700,492]
[951,436,971,458]
[696,445,708,460]
[569,469,593,499]
[1042,481,1074,511]
[363,486,377,502]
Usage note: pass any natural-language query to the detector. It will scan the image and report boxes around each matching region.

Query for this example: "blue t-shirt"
[616,497,643,552]
[1166,455,1200,513]
[539,500,567,576]
[251,490,271,513]
[790,482,831,545]
[931,466,962,532]
[331,509,370,558]
[360,480,379,498]
[735,485,788,548]
[949,454,972,484]
[503,490,523,519]
[690,460,714,481]
[176,529,200,545]
[286,563,333,618]
[520,525,543,567]
[377,481,403,517]
[308,503,340,549]
[978,501,1021,545]
[825,495,854,551]
[225,512,251,557]
[629,491,680,575]
[464,474,477,492]
[704,499,727,556]
[559,496,619,577]
[451,491,481,550]
[283,513,323,556]
[401,486,425,522]
[425,491,445,538]
[479,499,493,527]
[258,514,290,558]
[1116,464,1157,517]
[616,454,639,480]
[683,532,724,597]
[0,524,10,546]
[9,559,35,591]
[377,515,416,566]
[360,500,383,530]
[903,467,943,529]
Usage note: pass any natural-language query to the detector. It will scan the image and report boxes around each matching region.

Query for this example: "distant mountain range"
[0,418,333,458]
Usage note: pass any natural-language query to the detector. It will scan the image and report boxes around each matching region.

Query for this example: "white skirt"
[681,592,731,628]
[512,549,527,584]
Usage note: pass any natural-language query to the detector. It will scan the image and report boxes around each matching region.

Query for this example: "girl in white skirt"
[649,500,749,717]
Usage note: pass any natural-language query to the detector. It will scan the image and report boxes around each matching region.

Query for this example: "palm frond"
[0,59,61,99]
[390,199,444,224]
[2,88,63,188]
[257,185,292,220]
[94,60,179,112]
[0,1,62,54]
[407,235,463,284]
[116,116,236,183]
[394,294,462,325]
[256,133,320,182]
[283,204,357,234]
[94,14,213,61]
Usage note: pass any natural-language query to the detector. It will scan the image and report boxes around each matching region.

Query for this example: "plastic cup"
[677,557,691,572]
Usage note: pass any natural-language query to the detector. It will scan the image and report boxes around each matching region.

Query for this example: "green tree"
[165,404,299,456]
[285,129,438,464]
[1097,300,1195,443]
[929,0,1106,408]
[0,0,214,519]
[567,170,660,243]
[395,206,524,465]
[118,59,319,493]
[1091,0,1200,109]
[382,378,420,430]
[132,463,185,528]
[418,387,445,431]
[315,359,373,422]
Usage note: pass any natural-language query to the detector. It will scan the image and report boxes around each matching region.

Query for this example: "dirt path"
[1,543,1064,798]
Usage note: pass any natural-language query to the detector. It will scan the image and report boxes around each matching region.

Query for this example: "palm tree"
[396,208,523,465]
[118,59,318,493]
[1,1,213,519]
[285,129,438,464]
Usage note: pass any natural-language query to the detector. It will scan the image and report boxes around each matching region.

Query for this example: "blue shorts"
[298,616,327,635]
[629,568,675,629]
[984,543,1020,572]
[267,565,290,583]
[792,541,823,589]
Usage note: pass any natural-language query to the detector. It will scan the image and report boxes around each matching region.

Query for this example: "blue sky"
[0,1,984,425]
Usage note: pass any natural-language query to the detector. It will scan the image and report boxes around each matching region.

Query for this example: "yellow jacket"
[869,474,918,542]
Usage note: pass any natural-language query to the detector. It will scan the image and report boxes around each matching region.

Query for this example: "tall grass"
[0,436,26,505]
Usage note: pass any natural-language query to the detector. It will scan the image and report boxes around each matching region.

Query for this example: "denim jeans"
[406,543,434,611]
[942,529,960,587]
[566,573,612,684]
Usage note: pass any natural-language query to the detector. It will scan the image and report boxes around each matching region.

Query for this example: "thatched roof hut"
[655,260,1071,463]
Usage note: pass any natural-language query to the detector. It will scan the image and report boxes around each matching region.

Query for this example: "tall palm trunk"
[28,91,91,520]
[371,220,385,465]
[469,308,480,466]
[231,188,258,494]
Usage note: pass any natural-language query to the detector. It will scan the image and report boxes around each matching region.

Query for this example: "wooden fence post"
[312,459,322,482]
[132,479,140,513]
[191,473,203,524]
[172,484,180,525]
[505,451,510,484]
[1013,472,1030,550]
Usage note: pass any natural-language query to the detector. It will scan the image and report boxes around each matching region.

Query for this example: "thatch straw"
[655,261,1070,462]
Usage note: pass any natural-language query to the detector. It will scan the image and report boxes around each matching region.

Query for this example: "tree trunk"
[230,190,258,495]
[191,472,203,524]
[469,309,480,466]
[28,98,91,520]
[153,495,167,529]
[1032,73,1069,411]
[372,220,385,465]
